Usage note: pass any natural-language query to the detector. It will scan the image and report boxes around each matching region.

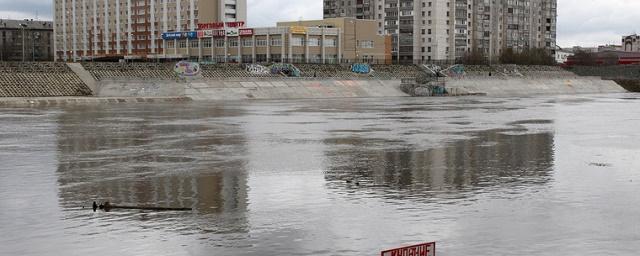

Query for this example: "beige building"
[164,18,391,64]
[277,18,391,62]
[53,0,247,61]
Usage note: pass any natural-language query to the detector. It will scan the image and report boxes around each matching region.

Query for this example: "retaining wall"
[185,79,406,100]
[446,76,627,96]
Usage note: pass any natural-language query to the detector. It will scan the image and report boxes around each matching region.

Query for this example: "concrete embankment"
[184,79,406,100]
[445,76,627,96]
[0,62,632,104]
[0,96,190,107]
[613,79,640,92]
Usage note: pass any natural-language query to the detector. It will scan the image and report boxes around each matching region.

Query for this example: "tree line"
[460,47,555,65]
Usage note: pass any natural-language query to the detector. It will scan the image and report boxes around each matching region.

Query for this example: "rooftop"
[0,19,53,30]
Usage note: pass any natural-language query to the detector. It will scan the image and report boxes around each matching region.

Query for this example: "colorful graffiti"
[174,61,201,77]
[351,63,371,74]
[270,63,300,77]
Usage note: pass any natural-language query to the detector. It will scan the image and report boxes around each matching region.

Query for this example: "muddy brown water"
[1,94,640,255]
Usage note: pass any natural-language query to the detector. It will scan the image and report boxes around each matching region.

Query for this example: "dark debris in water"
[589,162,612,167]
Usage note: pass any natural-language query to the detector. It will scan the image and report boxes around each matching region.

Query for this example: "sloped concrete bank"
[445,76,627,97]
[614,79,640,92]
[184,79,406,100]
[0,96,190,107]
[91,76,627,101]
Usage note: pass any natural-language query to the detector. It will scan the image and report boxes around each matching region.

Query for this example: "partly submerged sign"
[381,242,435,256]
[174,61,201,77]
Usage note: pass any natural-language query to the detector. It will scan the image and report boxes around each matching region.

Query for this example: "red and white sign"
[239,28,254,36]
[381,242,435,256]
[197,30,213,38]
[197,21,245,30]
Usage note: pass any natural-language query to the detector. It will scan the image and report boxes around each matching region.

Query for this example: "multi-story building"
[0,19,54,61]
[53,0,247,61]
[163,18,391,64]
[324,0,557,63]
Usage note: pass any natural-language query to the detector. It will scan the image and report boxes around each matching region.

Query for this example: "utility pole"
[20,23,27,62]
[397,0,400,64]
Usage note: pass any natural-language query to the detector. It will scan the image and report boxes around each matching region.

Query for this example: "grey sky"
[0,0,637,48]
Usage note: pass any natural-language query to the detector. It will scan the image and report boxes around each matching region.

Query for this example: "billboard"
[197,30,213,38]
[290,26,307,34]
[381,242,435,256]
[239,28,254,36]
[162,31,197,40]
[226,28,239,37]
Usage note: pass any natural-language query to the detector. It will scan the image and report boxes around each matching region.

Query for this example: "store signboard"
[381,242,435,256]
[162,31,197,40]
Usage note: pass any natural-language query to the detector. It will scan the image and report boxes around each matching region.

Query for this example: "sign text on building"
[381,242,435,256]
[197,21,245,30]
[290,26,307,34]
[162,31,197,40]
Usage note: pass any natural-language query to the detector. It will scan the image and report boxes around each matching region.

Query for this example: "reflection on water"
[1,94,640,255]
[324,130,554,197]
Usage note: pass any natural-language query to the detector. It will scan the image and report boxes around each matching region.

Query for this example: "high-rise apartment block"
[53,0,247,61]
[324,0,557,63]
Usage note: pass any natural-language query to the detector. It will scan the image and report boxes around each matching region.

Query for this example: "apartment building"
[53,0,247,61]
[0,19,54,61]
[324,0,557,63]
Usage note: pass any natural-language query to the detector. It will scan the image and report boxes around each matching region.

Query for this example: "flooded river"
[1,94,639,255]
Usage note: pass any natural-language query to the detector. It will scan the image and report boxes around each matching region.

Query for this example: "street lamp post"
[19,23,28,62]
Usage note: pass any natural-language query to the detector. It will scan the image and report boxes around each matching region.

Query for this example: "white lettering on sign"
[381,242,435,256]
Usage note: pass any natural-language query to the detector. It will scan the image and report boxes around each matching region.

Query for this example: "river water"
[1,94,639,256]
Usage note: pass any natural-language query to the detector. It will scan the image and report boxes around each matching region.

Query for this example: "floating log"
[93,201,192,212]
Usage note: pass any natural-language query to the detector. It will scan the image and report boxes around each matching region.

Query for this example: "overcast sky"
[0,0,637,48]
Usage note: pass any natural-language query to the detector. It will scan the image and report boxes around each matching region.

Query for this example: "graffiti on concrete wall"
[270,63,300,77]
[245,64,270,75]
[174,61,201,77]
[351,63,371,74]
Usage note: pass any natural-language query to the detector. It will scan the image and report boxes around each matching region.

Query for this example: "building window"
[292,37,304,46]
[270,38,282,46]
[256,39,268,46]
[179,40,187,48]
[229,39,238,47]
[256,54,267,62]
[203,39,212,48]
[190,40,199,48]
[308,38,320,46]
[167,40,175,48]
[215,40,225,48]
[242,39,253,47]
[358,40,374,49]
[292,54,305,62]
[324,38,337,47]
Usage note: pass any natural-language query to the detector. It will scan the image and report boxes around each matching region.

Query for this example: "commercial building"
[323,0,557,63]
[623,35,640,52]
[163,18,391,63]
[53,0,247,61]
[0,19,54,61]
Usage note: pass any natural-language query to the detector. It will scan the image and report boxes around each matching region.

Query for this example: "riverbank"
[0,62,632,103]
[0,96,190,107]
